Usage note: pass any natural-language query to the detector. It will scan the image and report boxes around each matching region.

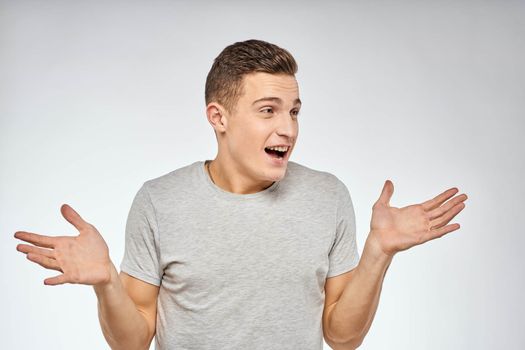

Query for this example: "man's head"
[205,39,301,185]
[205,39,298,114]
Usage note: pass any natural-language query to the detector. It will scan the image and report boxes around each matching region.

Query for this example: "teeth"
[266,146,289,152]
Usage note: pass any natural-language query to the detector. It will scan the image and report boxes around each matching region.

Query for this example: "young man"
[14,40,467,350]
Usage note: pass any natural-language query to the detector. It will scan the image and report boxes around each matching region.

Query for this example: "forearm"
[328,234,393,348]
[94,263,151,350]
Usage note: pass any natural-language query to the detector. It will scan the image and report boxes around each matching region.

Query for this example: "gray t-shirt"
[120,160,360,350]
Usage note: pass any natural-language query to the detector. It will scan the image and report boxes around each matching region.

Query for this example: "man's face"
[223,72,301,183]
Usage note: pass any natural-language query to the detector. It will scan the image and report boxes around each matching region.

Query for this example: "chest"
[158,199,336,293]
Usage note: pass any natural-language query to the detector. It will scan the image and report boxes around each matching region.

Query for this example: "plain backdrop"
[1,1,524,349]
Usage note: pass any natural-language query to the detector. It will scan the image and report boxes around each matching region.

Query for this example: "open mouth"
[264,146,289,159]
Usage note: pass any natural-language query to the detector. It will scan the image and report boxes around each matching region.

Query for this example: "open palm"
[14,204,112,286]
[369,180,468,257]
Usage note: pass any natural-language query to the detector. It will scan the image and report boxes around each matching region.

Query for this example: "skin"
[14,206,158,350]
[13,71,468,350]
[205,72,301,194]
[323,183,467,349]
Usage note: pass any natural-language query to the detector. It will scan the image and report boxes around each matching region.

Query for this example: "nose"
[276,112,298,139]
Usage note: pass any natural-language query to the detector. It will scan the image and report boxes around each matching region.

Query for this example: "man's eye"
[291,109,300,118]
[261,107,273,113]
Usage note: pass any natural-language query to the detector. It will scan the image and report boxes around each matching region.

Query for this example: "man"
[14,39,467,349]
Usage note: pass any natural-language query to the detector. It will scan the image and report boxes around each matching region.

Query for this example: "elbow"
[325,325,364,349]
[110,341,151,350]
[325,329,365,350]
[326,336,364,350]
[106,332,153,350]
[349,336,364,349]
[324,306,367,349]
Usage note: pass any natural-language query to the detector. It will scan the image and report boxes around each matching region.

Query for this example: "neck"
[207,154,274,195]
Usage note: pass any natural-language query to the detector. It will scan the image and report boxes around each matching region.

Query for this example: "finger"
[376,180,394,206]
[61,204,89,231]
[435,223,461,237]
[44,274,68,286]
[422,223,461,243]
[16,244,55,259]
[427,193,468,221]
[14,231,56,249]
[430,202,465,229]
[421,187,459,211]
[26,253,62,272]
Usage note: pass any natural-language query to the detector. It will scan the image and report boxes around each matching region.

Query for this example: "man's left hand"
[367,180,468,258]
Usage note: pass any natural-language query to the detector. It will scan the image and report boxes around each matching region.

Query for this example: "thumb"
[61,204,89,231]
[376,180,394,206]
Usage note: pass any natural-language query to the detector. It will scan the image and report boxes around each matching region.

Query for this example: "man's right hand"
[14,204,112,286]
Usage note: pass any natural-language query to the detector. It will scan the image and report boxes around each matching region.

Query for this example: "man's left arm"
[324,180,468,349]
[324,234,392,349]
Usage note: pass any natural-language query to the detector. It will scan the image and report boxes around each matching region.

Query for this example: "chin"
[265,167,287,182]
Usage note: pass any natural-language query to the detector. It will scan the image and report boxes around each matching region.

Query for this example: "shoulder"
[284,161,349,199]
[141,161,202,198]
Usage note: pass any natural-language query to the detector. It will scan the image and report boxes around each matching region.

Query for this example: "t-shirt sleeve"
[120,183,162,286]
[327,179,360,278]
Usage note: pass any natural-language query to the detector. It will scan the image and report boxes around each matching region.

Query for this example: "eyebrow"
[252,97,302,106]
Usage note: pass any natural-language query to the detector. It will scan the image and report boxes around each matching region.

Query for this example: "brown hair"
[205,39,298,113]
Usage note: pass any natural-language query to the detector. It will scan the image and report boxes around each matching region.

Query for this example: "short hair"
[205,39,298,113]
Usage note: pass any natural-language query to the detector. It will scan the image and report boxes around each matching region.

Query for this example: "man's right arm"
[94,264,159,350]
[14,202,161,349]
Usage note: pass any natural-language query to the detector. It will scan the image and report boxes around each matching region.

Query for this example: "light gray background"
[2,1,524,349]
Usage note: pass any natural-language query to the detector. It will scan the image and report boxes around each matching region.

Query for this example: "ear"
[206,102,228,134]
